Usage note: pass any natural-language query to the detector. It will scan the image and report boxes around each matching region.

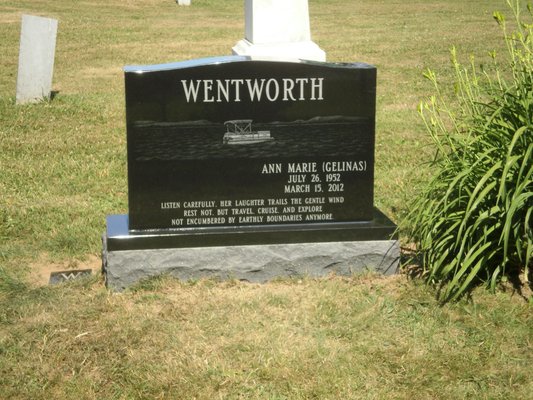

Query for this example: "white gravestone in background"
[177,0,191,5]
[232,0,326,62]
[16,15,58,104]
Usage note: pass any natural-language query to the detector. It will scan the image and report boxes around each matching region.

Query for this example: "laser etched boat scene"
[130,116,373,160]
[222,120,273,145]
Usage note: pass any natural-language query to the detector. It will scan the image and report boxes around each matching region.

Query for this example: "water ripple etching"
[131,119,373,161]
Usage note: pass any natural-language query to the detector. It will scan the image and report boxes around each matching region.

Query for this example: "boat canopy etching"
[223,120,273,145]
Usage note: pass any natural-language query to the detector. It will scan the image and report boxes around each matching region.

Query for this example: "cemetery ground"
[0,0,531,399]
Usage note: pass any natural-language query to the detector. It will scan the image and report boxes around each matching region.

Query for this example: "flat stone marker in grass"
[49,269,92,285]
[16,14,58,104]
[232,0,326,61]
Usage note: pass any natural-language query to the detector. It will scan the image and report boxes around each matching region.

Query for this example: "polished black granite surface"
[124,57,377,232]
[105,208,397,251]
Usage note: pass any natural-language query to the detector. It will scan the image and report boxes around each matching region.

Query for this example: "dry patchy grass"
[1,275,532,399]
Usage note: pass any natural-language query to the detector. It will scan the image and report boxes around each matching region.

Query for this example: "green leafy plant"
[407,0,532,302]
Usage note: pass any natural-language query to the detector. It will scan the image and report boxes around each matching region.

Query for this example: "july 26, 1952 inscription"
[124,56,376,231]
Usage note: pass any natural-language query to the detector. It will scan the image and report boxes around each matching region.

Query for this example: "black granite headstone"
[103,56,398,289]
[105,56,396,252]
[125,56,376,230]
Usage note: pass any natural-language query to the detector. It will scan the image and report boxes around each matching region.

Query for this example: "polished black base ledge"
[105,208,397,252]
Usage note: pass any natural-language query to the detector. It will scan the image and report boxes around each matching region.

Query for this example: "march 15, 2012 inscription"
[124,56,376,231]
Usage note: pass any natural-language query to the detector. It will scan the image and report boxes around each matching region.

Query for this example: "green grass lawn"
[1,0,531,398]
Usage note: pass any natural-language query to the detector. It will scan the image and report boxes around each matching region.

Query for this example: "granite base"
[102,211,399,291]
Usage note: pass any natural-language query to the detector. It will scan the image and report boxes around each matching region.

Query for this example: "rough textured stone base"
[103,238,399,291]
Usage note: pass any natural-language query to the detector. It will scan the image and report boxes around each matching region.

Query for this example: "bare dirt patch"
[28,254,102,287]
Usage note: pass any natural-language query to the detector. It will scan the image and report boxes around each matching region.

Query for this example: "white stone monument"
[16,15,58,104]
[177,0,191,5]
[232,0,326,62]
